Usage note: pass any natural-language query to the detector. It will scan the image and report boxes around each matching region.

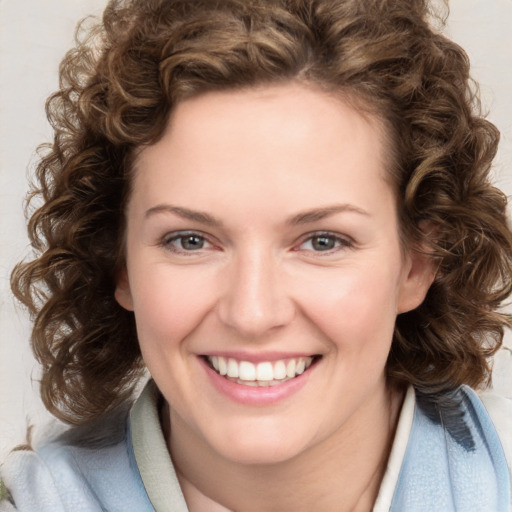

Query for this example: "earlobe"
[115,268,134,311]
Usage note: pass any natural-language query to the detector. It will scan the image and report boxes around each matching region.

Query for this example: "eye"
[162,231,212,253]
[297,232,353,253]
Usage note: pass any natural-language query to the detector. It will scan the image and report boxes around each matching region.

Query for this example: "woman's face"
[116,83,433,465]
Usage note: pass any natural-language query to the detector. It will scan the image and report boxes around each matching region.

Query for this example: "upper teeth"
[208,356,313,382]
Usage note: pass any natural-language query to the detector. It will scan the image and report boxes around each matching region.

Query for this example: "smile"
[206,356,315,387]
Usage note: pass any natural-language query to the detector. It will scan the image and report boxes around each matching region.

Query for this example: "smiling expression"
[115,83,434,465]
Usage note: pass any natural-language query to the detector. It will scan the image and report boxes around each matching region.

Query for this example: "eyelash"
[160,231,354,255]
[161,231,214,254]
[296,231,354,254]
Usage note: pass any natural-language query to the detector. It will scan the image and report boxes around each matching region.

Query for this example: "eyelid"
[158,229,354,255]
[160,230,216,254]
[294,231,355,253]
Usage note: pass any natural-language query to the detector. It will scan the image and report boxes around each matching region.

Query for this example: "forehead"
[131,83,395,222]
[164,83,387,159]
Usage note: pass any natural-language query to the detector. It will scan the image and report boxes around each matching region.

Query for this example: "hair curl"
[11,0,512,424]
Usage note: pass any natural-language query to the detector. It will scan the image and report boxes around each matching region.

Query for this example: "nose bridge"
[218,244,294,337]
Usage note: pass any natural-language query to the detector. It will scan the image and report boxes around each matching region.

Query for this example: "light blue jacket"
[1,385,510,511]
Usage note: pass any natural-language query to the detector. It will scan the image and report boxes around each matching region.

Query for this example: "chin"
[219,441,304,466]
[205,422,314,466]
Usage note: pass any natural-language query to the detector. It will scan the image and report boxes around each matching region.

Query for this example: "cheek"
[128,264,218,351]
[294,263,402,351]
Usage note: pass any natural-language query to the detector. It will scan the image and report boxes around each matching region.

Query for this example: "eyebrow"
[287,204,370,225]
[145,205,223,226]
[145,203,369,227]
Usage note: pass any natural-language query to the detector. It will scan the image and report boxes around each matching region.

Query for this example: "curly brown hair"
[11,0,512,424]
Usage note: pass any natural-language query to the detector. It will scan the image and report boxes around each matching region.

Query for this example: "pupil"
[182,235,204,250]
[313,236,334,251]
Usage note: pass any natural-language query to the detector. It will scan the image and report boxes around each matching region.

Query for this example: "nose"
[217,248,295,339]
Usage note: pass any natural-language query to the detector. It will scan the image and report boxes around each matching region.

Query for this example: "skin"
[116,83,435,511]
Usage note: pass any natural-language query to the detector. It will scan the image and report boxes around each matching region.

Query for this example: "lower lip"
[199,357,314,406]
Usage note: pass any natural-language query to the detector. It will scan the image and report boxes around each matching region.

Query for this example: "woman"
[1,0,511,510]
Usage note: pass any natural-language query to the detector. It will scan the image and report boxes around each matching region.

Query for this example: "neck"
[163,383,404,512]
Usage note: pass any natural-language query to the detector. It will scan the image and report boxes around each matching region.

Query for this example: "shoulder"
[0,404,153,512]
[389,386,511,510]
[479,390,512,471]
[0,421,69,512]
[1,443,68,512]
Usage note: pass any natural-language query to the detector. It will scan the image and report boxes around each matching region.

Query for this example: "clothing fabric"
[1,381,510,511]
[391,387,510,511]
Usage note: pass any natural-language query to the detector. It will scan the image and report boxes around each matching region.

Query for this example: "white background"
[1,0,511,457]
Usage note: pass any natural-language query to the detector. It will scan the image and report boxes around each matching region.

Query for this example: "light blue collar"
[391,386,511,511]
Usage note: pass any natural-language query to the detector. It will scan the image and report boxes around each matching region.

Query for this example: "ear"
[114,267,134,311]
[397,225,438,314]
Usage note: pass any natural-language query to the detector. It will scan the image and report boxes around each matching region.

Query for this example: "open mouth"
[204,355,320,387]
